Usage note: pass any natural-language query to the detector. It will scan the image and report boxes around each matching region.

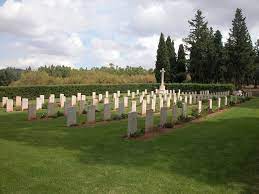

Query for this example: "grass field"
[0,98,259,193]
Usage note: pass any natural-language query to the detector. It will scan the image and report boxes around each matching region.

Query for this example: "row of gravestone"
[1,89,232,116]
[1,89,233,112]
[127,94,250,137]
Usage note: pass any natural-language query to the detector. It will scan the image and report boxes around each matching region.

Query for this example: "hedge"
[0,83,235,99]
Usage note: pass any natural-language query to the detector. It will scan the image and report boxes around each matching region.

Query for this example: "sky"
[0,0,258,69]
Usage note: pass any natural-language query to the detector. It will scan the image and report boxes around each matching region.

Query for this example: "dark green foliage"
[166,36,177,82]
[225,8,255,87]
[56,111,64,117]
[191,108,200,118]
[164,122,174,128]
[213,30,225,83]
[0,68,22,86]
[185,10,210,83]
[155,33,170,83]
[0,83,235,99]
[175,44,187,83]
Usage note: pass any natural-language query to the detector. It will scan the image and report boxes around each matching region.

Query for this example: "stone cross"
[160,68,165,86]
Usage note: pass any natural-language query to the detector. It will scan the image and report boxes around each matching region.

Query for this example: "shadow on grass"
[0,99,259,193]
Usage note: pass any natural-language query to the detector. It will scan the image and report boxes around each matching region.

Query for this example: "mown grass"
[0,98,259,193]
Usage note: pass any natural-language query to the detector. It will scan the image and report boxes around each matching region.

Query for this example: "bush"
[0,83,235,99]
[191,108,200,118]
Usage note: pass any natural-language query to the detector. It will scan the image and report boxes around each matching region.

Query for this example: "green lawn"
[0,98,259,193]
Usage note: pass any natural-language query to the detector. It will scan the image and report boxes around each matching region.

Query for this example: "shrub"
[56,111,64,117]
[0,83,235,99]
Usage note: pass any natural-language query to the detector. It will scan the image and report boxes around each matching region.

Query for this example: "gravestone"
[92,92,96,99]
[128,112,138,137]
[105,91,109,98]
[151,98,156,112]
[87,105,96,123]
[114,97,119,110]
[172,105,178,124]
[77,93,82,101]
[49,94,55,103]
[145,109,154,132]
[127,90,131,97]
[16,96,22,107]
[104,97,109,104]
[209,99,212,110]
[124,97,128,108]
[22,98,29,111]
[141,99,147,115]
[224,96,228,106]
[71,95,77,106]
[198,101,202,114]
[131,92,135,99]
[47,103,55,117]
[182,103,187,118]
[6,99,13,112]
[40,95,45,104]
[131,101,137,112]
[146,95,151,104]
[218,98,221,109]
[36,97,42,110]
[81,95,86,101]
[2,97,8,107]
[66,107,77,127]
[60,95,66,108]
[103,103,111,121]
[64,101,71,116]
[28,104,36,120]
[93,98,98,106]
[160,107,168,127]
[98,94,103,102]
[159,98,164,110]
[119,102,125,116]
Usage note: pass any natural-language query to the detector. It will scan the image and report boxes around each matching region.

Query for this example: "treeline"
[7,65,155,86]
[155,8,259,87]
[0,68,23,86]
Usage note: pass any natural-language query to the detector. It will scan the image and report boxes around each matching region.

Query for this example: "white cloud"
[0,0,258,69]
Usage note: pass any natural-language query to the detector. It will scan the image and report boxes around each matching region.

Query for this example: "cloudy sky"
[0,0,258,69]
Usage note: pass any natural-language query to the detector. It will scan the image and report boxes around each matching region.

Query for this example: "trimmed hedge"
[0,83,235,99]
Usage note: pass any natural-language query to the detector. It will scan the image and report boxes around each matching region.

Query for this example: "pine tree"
[155,33,170,83]
[184,10,210,83]
[175,44,186,83]
[213,30,225,83]
[166,36,177,82]
[225,8,255,87]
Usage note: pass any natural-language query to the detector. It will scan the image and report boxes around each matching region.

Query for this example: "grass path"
[0,98,259,193]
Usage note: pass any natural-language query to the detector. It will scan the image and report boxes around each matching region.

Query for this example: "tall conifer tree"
[155,33,170,83]
[166,36,177,82]
[225,8,254,86]
[175,44,186,83]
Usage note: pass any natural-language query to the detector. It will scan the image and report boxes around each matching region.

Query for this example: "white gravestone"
[6,99,13,112]
[22,98,29,111]
[128,112,138,137]
[16,96,22,107]
[67,107,77,127]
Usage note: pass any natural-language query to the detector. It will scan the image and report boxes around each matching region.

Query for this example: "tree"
[225,8,255,87]
[0,68,22,86]
[166,36,177,82]
[175,44,186,83]
[254,40,259,87]
[184,10,211,83]
[213,30,225,83]
[155,33,170,83]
